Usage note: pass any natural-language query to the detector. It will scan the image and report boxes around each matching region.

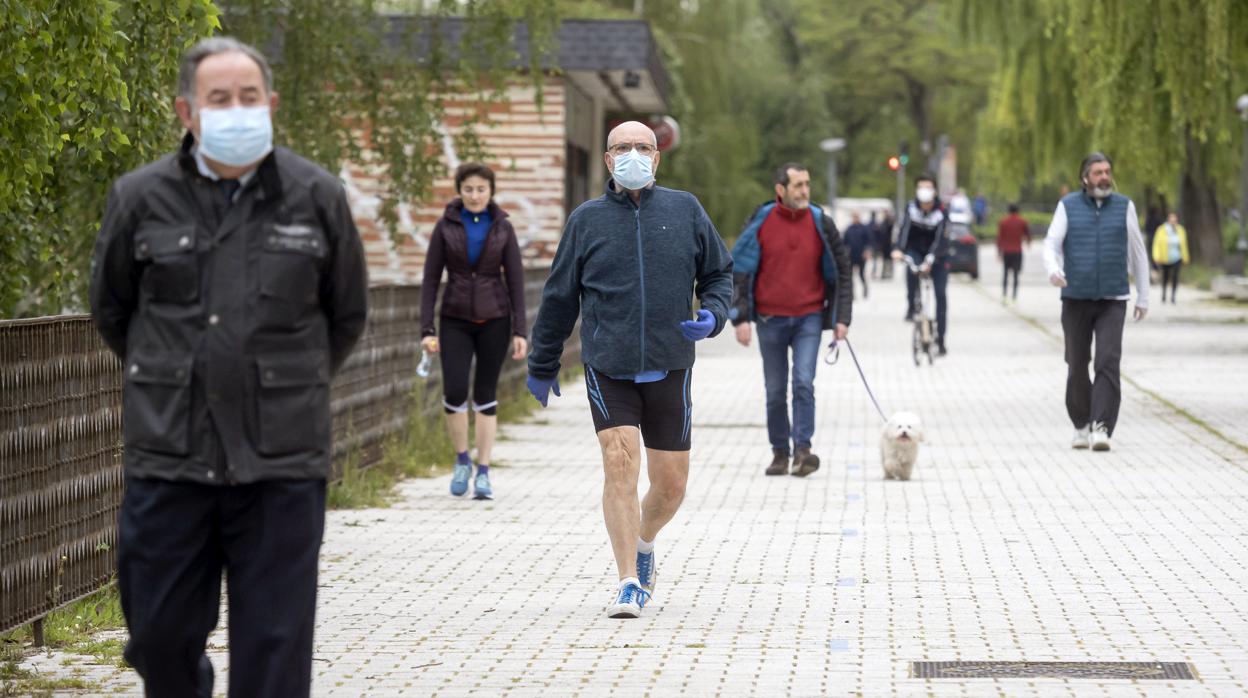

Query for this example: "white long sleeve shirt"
[1043,197,1150,309]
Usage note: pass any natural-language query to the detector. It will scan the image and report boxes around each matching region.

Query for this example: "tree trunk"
[1180,129,1223,266]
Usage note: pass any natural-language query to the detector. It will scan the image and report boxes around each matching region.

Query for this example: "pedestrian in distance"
[1143,203,1166,271]
[892,173,951,355]
[996,203,1031,303]
[875,212,895,280]
[1152,211,1189,304]
[729,163,853,477]
[843,211,873,299]
[420,162,527,501]
[89,37,369,697]
[973,191,988,226]
[525,121,734,619]
[1043,152,1150,452]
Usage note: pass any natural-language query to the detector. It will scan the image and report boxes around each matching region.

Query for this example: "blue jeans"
[755,312,823,454]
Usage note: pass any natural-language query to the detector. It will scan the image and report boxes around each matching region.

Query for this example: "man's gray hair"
[1079,151,1113,181]
[178,36,273,102]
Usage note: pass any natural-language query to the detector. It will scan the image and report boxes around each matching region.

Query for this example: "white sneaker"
[1090,422,1111,451]
[606,578,650,619]
[1071,425,1090,449]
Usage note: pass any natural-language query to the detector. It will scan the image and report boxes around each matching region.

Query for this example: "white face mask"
[916,186,935,203]
[197,105,273,167]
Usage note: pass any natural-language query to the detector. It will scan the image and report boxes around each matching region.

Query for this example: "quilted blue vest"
[1060,191,1130,300]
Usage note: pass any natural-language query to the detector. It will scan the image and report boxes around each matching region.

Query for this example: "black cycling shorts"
[584,366,692,452]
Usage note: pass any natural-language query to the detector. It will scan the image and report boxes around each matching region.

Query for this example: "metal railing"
[0,268,572,636]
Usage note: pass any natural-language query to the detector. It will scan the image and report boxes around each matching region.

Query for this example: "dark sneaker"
[791,447,820,477]
[936,339,947,356]
[765,449,790,476]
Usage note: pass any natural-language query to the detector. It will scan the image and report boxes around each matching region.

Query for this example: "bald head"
[604,120,661,194]
[607,121,657,149]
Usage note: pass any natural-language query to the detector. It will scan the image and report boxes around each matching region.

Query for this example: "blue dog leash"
[826,337,888,422]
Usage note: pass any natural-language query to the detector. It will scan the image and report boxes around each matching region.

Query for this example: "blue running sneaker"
[606,580,650,619]
[450,463,471,497]
[473,471,493,500]
[637,549,656,594]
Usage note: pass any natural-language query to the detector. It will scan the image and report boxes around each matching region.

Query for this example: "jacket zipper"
[634,206,646,373]
[1094,201,1101,293]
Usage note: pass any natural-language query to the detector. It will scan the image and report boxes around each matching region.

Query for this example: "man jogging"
[729,163,853,477]
[1043,152,1149,451]
[526,121,733,619]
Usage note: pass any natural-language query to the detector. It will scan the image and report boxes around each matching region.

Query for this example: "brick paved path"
[22,247,1248,696]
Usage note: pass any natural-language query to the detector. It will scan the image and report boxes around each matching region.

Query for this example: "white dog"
[880,411,924,481]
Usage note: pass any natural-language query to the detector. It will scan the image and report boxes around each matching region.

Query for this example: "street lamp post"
[1236,94,1248,274]
[820,137,846,213]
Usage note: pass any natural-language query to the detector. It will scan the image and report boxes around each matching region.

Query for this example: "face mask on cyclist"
[916,186,936,204]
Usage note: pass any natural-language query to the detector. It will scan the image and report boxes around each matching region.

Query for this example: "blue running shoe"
[450,463,471,497]
[637,549,656,594]
[473,471,493,500]
[606,580,651,619]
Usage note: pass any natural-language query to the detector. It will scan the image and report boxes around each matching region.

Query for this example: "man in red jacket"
[996,203,1031,303]
[729,164,852,477]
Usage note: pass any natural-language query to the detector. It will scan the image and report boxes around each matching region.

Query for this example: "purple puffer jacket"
[420,199,526,337]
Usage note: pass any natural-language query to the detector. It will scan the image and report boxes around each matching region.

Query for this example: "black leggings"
[439,316,512,415]
[1161,262,1181,301]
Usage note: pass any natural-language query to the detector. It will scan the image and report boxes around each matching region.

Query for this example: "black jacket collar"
[177,131,282,202]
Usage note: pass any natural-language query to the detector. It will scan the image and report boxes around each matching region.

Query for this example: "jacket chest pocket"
[135,225,199,303]
[260,225,327,304]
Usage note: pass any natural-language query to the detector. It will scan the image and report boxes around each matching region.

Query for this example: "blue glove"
[526,373,561,407]
[680,309,716,341]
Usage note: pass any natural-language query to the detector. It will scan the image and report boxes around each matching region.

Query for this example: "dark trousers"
[905,261,949,342]
[851,258,868,298]
[438,315,512,414]
[1002,252,1022,298]
[1061,299,1126,436]
[118,477,326,698]
[1161,262,1181,302]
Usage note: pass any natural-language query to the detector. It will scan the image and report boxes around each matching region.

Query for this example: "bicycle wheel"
[912,323,921,366]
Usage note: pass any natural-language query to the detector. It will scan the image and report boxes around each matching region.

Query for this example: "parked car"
[947,221,979,279]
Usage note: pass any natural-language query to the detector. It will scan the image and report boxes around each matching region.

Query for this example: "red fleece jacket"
[754,201,825,317]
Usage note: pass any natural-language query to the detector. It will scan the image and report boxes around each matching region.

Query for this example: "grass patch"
[0,584,126,660]
[328,384,453,509]
[1180,262,1221,291]
[325,364,582,509]
[0,583,127,696]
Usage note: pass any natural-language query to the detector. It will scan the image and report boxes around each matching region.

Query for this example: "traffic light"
[899,154,910,166]
[887,156,901,171]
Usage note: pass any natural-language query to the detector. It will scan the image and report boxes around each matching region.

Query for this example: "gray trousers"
[1061,299,1127,436]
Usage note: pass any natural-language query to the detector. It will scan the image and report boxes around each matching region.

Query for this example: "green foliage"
[220,0,559,233]
[0,0,220,318]
[793,0,994,197]
[957,0,1248,202]
[0,0,558,319]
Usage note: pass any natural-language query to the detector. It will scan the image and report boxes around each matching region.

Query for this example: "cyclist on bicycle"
[891,173,951,355]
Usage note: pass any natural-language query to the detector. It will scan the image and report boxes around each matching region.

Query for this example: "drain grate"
[911,661,1196,680]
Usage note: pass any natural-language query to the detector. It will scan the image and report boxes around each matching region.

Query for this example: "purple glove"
[526,373,560,407]
[680,309,715,341]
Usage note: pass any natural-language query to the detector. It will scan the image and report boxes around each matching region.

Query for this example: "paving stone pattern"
[20,246,1248,697]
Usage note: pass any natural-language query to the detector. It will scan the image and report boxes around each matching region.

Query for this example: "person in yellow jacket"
[1152,212,1190,303]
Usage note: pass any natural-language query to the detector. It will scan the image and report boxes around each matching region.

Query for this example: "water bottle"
[416,349,433,378]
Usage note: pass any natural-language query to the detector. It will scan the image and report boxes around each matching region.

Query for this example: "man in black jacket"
[90,37,368,697]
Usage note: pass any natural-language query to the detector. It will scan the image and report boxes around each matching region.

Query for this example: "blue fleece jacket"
[527,181,734,380]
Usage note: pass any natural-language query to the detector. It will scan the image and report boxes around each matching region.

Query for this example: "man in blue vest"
[1043,152,1150,452]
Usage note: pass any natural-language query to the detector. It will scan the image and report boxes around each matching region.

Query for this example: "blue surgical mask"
[197,105,273,167]
[612,149,654,191]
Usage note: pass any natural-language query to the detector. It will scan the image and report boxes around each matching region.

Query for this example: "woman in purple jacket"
[421,162,528,500]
